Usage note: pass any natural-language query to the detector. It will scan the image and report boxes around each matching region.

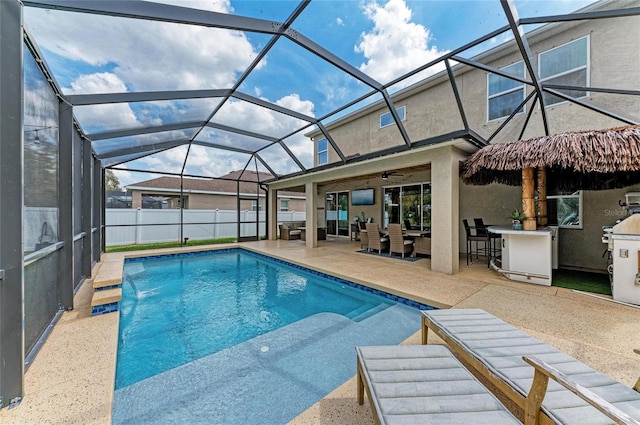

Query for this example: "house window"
[317,138,328,165]
[487,61,525,121]
[379,105,406,128]
[251,199,262,211]
[383,183,431,231]
[539,36,589,106]
[280,199,289,211]
[547,190,582,229]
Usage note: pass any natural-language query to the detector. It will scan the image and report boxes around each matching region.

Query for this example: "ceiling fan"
[381,171,404,180]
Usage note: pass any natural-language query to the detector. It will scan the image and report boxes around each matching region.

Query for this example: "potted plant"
[509,208,527,230]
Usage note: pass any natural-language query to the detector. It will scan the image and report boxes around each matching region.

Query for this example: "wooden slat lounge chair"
[356,344,640,425]
[356,344,521,425]
[421,309,640,425]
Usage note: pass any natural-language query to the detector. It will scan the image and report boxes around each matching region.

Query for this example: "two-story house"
[267,0,640,275]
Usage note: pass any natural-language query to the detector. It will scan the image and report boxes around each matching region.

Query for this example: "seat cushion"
[422,309,640,425]
[357,344,520,425]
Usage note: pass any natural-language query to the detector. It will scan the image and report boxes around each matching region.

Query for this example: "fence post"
[135,207,142,245]
[213,209,218,239]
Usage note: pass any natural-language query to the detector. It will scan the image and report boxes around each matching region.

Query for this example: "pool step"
[91,288,122,316]
[90,257,124,316]
[346,303,390,322]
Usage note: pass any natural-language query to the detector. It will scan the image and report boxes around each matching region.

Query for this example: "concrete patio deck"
[1,238,639,424]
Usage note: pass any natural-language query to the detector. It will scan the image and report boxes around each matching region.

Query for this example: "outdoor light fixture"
[381,171,403,180]
[25,125,57,144]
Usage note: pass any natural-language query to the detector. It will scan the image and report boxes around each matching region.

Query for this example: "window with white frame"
[487,61,526,121]
[280,199,289,211]
[547,190,582,228]
[317,138,328,165]
[539,36,589,106]
[379,105,406,128]
[251,199,262,212]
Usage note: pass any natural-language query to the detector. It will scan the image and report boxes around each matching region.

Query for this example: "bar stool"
[474,218,501,266]
[463,219,489,266]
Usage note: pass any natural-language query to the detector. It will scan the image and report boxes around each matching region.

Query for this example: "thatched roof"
[461,125,640,191]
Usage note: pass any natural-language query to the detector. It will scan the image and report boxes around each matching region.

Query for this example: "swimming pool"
[112,248,432,424]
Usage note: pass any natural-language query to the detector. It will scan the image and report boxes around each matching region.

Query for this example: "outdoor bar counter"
[488,226,555,286]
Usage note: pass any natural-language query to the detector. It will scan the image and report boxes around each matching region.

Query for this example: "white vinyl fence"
[105,209,306,246]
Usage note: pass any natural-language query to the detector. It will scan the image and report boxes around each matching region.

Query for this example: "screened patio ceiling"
[22,0,640,186]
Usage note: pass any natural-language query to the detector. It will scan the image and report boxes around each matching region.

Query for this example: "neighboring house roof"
[127,171,304,198]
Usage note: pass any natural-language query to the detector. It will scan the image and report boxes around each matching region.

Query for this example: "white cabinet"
[489,226,553,286]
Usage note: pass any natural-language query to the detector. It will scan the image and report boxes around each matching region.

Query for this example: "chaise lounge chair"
[356,344,521,424]
[357,343,640,425]
[421,309,640,425]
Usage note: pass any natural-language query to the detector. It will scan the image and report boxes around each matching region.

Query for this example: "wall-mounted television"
[351,188,374,205]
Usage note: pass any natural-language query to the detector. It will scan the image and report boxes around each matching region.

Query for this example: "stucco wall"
[460,182,640,273]
[318,169,432,226]
[313,7,640,163]
[307,5,640,273]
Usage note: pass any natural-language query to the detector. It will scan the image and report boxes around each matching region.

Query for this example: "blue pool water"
[113,248,432,424]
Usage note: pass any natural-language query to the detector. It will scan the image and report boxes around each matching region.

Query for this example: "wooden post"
[537,167,547,227]
[524,368,549,425]
[522,167,537,230]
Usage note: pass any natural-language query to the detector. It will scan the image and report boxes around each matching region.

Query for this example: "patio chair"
[359,228,369,250]
[388,223,414,258]
[463,219,488,265]
[279,224,301,240]
[474,217,501,264]
[365,223,388,254]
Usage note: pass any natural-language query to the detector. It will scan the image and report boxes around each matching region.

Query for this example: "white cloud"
[336,17,344,26]
[24,1,314,178]
[355,0,448,86]
[275,93,315,119]
[24,0,259,92]
[69,73,142,130]
[120,93,316,179]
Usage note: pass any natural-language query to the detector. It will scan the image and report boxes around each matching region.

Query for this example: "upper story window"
[379,105,406,128]
[539,36,589,106]
[317,138,328,165]
[251,199,262,212]
[487,61,526,121]
[280,199,289,211]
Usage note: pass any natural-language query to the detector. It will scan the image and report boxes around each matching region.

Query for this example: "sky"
[23,0,594,188]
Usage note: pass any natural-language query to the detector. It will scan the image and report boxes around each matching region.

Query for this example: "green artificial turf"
[552,269,612,295]
[106,237,237,253]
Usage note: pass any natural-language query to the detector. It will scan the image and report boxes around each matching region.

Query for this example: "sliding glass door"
[383,183,431,231]
[326,191,349,237]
